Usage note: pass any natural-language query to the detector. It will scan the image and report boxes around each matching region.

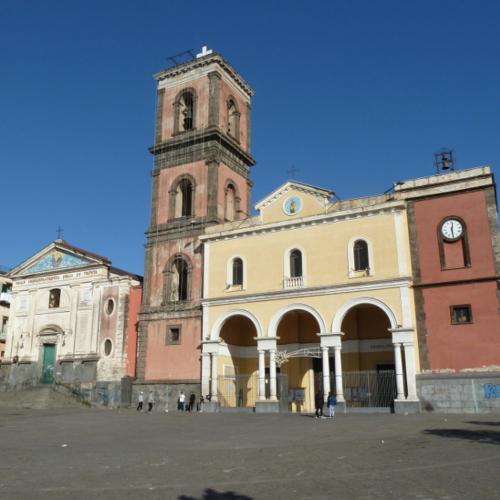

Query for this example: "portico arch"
[210,309,263,340]
[269,303,326,338]
[332,296,398,333]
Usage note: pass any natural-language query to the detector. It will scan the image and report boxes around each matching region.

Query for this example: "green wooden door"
[40,344,55,384]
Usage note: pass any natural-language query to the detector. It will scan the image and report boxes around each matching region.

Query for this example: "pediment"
[10,241,107,278]
[254,181,334,223]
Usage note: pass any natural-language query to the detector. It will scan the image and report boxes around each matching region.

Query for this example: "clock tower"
[136,47,255,399]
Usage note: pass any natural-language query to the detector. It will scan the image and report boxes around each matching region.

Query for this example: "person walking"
[188,393,196,412]
[178,391,186,412]
[147,390,155,412]
[136,391,144,411]
[327,391,337,419]
[315,390,324,418]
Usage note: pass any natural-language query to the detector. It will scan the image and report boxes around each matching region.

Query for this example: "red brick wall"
[413,189,500,370]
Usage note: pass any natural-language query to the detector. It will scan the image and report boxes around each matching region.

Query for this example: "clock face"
[441,219,464,240]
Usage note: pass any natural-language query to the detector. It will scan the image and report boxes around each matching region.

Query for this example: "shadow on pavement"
[179,489,252,499]
[424,428,500,445]
[465,421,500,427]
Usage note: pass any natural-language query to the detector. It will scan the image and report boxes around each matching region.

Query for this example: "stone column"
[334,346,345,403]
[258,350,266,401]
[269,349,277,401]
[394,342,405,400]
[210,353,218,402]
[201,352,211,397]
[403,342,418,400]
[321,346,330,402]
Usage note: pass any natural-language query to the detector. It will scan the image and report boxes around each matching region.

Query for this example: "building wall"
[411,188,500,370]
[126,285,142,377]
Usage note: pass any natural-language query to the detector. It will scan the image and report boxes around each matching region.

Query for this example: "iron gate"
[217,373,289,409]
[342,370,396,408]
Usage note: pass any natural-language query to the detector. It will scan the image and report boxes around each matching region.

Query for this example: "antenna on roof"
[435,149,455,174]
[167,49,196,66]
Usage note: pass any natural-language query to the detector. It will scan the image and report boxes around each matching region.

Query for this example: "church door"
[40,344,55,384]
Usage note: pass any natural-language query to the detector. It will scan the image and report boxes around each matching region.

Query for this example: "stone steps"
[0,385,90,410]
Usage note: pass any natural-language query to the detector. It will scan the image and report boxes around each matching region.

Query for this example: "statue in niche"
[169,263,180,302]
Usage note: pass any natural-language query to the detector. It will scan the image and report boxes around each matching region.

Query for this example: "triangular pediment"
[254,180,334,223]
[10,241,108,278]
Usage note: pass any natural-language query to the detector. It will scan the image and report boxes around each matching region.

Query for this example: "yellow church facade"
[200,181,420,413]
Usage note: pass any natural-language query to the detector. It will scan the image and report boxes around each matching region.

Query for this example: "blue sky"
[1,0,499,274]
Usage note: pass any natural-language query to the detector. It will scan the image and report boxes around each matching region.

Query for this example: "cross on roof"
[287,165,300,178]
[56,226,63,240]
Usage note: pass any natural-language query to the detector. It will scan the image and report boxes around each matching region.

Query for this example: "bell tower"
[137,47,255,395]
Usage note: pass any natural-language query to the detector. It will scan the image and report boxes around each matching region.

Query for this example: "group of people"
[315,391,337,419]
[177,391,205,412]
[136,390,155,412]
[138,389,336,417]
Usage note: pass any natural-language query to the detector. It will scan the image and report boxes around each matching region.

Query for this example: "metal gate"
[342,370,396,408]
[217,373,289,409]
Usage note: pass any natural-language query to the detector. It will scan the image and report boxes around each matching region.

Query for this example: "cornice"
[200,200,407,243]
[154,53,254,98]
[201,277,412,307]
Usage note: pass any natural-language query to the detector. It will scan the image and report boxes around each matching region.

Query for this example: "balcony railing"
[283,276,304,289]
[0,292,11,305]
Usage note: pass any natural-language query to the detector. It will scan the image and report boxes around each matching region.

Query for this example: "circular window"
[103,339,112,356]
[105,298,115,315]
[283,196,302,216]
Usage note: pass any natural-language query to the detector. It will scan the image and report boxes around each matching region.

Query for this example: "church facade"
[137,48,500,413]
[0,240,142,406]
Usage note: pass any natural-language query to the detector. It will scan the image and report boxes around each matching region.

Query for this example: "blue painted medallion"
[23,250,92,274]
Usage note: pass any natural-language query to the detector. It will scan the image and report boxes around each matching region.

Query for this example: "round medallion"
[283,196,302,216]
[441,218,464,241]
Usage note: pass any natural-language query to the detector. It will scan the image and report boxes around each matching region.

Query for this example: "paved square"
[0,408,499,499]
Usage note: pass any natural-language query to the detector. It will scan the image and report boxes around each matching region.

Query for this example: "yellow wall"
[206,211,407,298]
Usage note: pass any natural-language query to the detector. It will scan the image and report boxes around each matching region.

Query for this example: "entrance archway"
[340,304,396,409]
[275,308,322,412]
[217,314,259,408]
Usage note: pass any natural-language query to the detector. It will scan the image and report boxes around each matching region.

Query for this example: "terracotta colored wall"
[217,162,250,220]
[126,285,142,377]
[422,282,500,369]
[145,238,203,308]
[160,79,210,140]
[99,286,118,343]
[144,318,201,380]
[156,160,209,224]
[414,190,496,283]
[218,79,249,151]
[413,189,500,370]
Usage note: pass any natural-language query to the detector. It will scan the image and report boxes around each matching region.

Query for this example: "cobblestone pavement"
[0,408,499,500]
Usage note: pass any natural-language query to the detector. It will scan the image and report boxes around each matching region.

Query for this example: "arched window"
[48,288,61,309]
[353,240,369,271]
[178,179,193,217]
[232,258,243,286]
[290,249,303,278]
[174,89,196,134]
[225,184,236,221]
[171,178,194,219]
[165,256,191,303]
[227,98,240,141]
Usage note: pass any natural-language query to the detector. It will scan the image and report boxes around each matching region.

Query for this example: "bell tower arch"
[137,48,255,392]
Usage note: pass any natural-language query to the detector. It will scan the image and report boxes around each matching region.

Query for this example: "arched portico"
[203,309,262,407]
[269,303,326,338]
[331,296,417,409]
[332,296,398,333]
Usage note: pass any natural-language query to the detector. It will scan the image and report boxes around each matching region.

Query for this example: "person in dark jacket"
[327,392,337,419]
[315,391,324,418]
